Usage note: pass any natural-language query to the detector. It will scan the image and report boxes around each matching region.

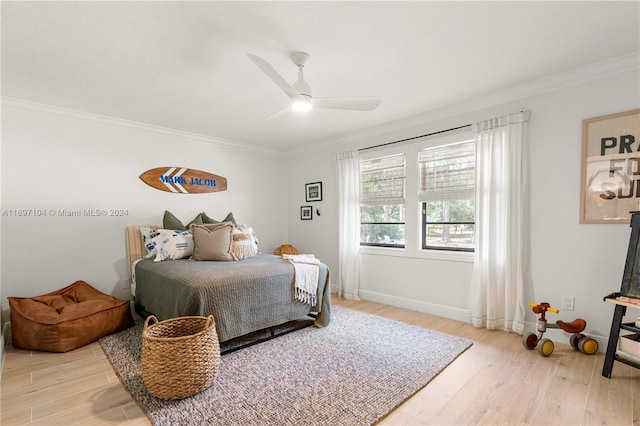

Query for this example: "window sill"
[359,246,474,263]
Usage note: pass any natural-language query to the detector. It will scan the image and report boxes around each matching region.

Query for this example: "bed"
[125,225,331,343]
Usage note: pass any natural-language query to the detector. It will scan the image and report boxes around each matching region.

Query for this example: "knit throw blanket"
[283,254,320,305]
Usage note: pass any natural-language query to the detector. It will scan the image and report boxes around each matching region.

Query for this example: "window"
[360,153,405,248]
[419,140,475,251]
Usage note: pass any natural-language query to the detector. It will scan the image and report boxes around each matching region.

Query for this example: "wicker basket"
[273,244,299,256]
[141,315,220,400]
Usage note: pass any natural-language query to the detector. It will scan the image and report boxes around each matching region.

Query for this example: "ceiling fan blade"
[313,97,382,111]
[265,105,293,121]
[246,53,304,102]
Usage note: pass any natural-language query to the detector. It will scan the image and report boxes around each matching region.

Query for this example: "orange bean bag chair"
[8,280,133,352]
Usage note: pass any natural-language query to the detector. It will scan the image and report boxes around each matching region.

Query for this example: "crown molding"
[285,52,640,157]
[4,52,638,159]
[0,97,283,157]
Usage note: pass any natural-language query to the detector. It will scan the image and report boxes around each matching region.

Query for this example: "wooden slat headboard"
[125,225,160,280]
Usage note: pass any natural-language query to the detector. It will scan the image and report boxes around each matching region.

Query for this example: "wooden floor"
[1,297,638,425]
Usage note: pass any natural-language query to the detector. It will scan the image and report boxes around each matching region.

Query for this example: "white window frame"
[358,131,475,263]
[419,139,476,252]
[359,153,406,248]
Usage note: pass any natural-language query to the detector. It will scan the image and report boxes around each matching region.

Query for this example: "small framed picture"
[305,182,323,202]
[300,206,313,220]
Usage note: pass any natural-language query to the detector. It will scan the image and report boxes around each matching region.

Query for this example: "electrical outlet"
[562,295,575,311]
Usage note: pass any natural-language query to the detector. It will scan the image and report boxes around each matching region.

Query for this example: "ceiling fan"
[247,52,382,113]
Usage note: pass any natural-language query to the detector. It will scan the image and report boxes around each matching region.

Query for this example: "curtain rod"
[358,123,472,152]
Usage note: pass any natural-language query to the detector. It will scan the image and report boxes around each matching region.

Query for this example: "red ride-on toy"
[522,302,598,357]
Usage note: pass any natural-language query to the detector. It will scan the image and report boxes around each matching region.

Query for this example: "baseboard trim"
[358,290,607,353]
[358,290,470,323]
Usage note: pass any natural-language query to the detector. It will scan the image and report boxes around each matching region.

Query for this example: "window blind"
[418,141,475,202]
[360,153,405,206]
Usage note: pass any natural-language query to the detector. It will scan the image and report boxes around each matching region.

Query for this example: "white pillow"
[148,229,194,262]
[230,225,259,261]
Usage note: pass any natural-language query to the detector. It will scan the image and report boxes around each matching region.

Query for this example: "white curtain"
[336,151,361,300]
[469,111,530,333]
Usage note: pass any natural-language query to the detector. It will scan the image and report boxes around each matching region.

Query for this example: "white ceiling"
[2,1,639,153]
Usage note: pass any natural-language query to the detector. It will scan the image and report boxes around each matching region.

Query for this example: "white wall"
[0,102,287,321]
[286,67,640,344]
[1,64,638,348]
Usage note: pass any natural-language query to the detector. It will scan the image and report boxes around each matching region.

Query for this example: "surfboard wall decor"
[140,167,228,194]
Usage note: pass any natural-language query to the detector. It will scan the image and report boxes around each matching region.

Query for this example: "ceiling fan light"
[291,96,313,112]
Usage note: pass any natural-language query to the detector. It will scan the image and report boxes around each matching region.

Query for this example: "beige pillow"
[191,223,233,261]
[230,225,259,261]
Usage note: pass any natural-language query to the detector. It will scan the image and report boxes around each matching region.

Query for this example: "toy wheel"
[538,338,554,357]
[578,337,598,355]
[523,332,538,350]
[570,333,584,351]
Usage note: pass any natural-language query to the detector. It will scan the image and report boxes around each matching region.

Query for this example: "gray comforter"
[134,254,331,342]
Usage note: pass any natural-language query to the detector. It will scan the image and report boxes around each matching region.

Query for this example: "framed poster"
[305,182,322,202]
[300,206,313,220]
[580,109,640,224]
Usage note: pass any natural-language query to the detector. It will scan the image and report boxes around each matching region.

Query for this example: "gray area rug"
[99,306,472,426]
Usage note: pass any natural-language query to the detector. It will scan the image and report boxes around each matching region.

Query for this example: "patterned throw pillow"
[230,225,259,261]
[148,229,194,262]
[140,226,161,258]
